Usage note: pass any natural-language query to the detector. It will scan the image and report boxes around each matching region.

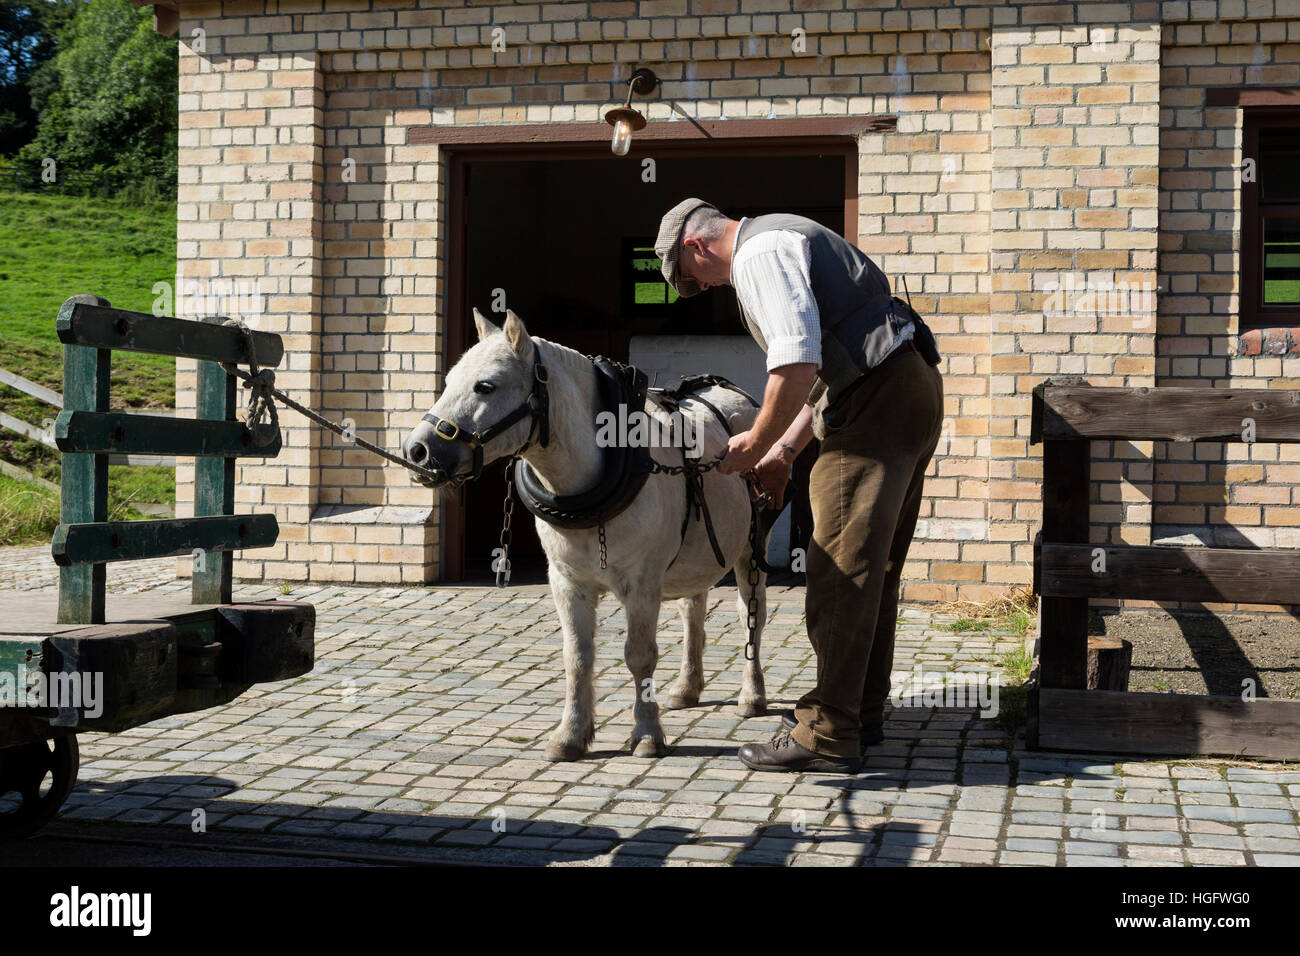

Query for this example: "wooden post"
[1086,636,1132,691]
[57,295,111,624]
[192,317,236,605]
[1033,380,1091,691]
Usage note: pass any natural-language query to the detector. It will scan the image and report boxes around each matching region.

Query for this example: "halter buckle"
[434,419,460,441]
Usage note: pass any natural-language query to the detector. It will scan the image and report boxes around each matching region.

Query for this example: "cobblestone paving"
[4,543,1299,866]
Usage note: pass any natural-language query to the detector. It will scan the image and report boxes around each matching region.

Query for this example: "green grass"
[0,473,59,544]
[1000,643,1034,685]
[0,188,177,532]
[991,643,1035,739]
[0,471,153,546]
[994,683,1028,739]
[0,189,177,357]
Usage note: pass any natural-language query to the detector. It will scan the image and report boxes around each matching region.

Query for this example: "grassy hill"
[0,188,177,544]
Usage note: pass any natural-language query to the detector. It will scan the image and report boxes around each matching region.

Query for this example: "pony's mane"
[531,335,595,375]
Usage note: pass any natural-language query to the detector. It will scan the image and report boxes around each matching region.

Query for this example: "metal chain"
[649,450,765,656]
[216,322,455,489]
[647,457,723,477]
[496,457,516,587]
[745,505,762,661]
[598,523,608,570]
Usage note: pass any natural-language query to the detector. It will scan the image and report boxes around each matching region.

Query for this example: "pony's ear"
[473,308,497,342]
[503,309,530,355]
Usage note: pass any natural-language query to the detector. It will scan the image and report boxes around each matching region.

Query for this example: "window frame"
[1241,107,1300,329]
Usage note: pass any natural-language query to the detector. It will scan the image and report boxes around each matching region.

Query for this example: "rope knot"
[219,317,279,447]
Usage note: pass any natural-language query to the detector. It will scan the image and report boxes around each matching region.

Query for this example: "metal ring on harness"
[420,352,551,481]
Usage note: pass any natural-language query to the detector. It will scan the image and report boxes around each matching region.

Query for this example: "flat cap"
[654,198,719,298]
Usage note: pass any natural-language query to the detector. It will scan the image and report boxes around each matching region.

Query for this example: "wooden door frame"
[426,117,890,579]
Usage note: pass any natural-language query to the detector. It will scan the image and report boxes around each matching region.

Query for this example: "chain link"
[216,318,453,487]
[651,452,764,657]
[646,457,723,477]
[745,505,762,661]
[598,523,608,570]
[496,457,516,587]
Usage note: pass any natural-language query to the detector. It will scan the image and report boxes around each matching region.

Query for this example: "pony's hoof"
[664,691,700,710]
[736,698,767,718]
[632,734,666,758]
[545,738,588,762]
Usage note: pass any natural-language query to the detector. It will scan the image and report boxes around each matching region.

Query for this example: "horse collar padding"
[514,356,652,530]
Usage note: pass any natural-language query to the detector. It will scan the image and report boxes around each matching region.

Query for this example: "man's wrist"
[773,441,798,466]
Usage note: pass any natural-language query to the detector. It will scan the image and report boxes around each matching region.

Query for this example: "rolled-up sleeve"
[732,231,822,372]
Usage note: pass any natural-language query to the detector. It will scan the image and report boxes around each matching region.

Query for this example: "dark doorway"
[447,146,853,579]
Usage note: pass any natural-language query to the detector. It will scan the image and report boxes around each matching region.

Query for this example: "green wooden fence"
[53,294,285,624]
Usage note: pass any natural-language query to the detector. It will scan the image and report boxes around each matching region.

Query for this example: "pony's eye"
[473,380,496,395]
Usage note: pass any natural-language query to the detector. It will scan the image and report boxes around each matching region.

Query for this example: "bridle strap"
[421,353,550,480]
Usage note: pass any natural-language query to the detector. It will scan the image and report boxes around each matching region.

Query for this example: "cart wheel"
[0,736,80,839]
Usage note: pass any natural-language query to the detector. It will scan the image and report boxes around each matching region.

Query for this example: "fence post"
[57,295,112,624]
[192,315,236,604]
[1032,378,1092,692]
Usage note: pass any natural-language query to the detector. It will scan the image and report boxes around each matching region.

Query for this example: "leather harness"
[426,348,777,574]
[648,374,761,569]
[421,352,551,481]
[513,357,655,529]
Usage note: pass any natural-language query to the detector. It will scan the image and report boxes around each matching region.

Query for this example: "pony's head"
[402,308,542,486]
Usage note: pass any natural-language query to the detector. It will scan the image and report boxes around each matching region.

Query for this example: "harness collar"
[513,356,653,529]
[421,351,551,481]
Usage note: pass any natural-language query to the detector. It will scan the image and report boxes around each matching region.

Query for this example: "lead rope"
[217,319,452,488]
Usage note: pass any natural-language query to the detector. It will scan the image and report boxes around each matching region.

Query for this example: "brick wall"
[1145,17,1300,614]
[164,0,1300,603]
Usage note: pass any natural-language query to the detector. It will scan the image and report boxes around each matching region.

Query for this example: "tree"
[17,0,176,182]
[0,0,81,152]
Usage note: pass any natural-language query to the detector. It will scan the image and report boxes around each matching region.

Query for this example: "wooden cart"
[0,295,314,838]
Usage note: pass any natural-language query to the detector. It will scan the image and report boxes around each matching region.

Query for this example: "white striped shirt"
[729,219,823,371]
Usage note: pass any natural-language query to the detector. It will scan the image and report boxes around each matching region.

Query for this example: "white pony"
[403,309,769,760]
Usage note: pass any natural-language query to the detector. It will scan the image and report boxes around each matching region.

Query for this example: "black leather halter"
[421,353,550,480]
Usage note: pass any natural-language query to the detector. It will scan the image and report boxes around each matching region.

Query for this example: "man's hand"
[751,446,794,510]
[716,430,763,476]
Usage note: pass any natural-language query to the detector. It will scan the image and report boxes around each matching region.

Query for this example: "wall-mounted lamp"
[604,68,659,157]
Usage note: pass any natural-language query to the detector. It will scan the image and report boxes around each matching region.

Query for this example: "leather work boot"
[780,710,885,750]
[738,731,862,774]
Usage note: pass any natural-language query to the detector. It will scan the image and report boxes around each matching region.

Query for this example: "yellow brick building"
[136,0,1300,608]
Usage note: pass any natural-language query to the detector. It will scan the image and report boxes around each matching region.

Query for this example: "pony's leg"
[622,587,667,757]
[734,539,768,718]
[545,577,598,761]
[664,593,707,709]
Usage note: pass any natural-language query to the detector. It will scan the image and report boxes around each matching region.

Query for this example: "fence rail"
[0,160,176,201]
[0,363,176,467]
[1029,379,1300,761]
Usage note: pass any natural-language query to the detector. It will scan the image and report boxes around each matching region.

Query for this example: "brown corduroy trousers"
[790,343,945,758]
